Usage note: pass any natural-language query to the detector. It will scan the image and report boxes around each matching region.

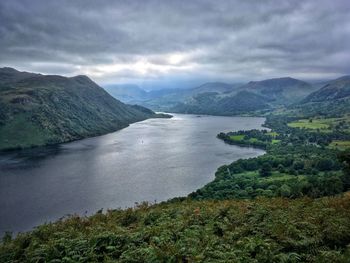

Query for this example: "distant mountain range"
[106,76,350,116]
[0,67,169,151]
[103,82,243,111]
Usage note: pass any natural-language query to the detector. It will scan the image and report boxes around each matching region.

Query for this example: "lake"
[0,114,266,235]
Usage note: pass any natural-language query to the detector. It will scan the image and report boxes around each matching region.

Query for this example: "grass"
[229,134,244,141]
[229,171,303,184]
[260,172,305,183]
[266,131,279,137]
[288,119,330,130]
[287,116,350,132]
[329,140,350,150]
[227,133,280,146]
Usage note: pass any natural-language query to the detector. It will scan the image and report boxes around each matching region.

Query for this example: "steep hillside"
[0,68,167,151]
[303,76,350,103]
[284,76,350,117]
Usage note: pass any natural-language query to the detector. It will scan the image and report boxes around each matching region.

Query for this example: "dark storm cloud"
[0,0,349,84]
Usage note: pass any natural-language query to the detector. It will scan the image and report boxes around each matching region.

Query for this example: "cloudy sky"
[0,0,349,88]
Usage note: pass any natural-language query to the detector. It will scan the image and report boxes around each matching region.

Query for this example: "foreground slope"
[1,194,350,262]
[0,68,166,151]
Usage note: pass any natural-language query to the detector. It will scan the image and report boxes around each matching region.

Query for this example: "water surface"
[0,114,265,235]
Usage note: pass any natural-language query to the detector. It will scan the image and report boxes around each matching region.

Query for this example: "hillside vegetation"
[0,68,169,151]
[1,194,350,262]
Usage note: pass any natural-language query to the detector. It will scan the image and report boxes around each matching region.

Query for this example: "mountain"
[230,77,317,105]
[170,77,316,115]
[104,82,241,111]
[287,75,350,117]
[0,68,169,151]
[172,91,269,115]
[190,82,236,94]
[103,84,148,103]
[144,82,240,111]
[303,75,350,103]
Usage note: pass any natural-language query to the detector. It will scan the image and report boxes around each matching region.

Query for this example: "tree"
[316,158,334,171]
[259,163,272,177]
[277,164,285,173]
[279,184,292,197]
[293,161,304,170]
[338,149,350,189]
[321,175,343,196]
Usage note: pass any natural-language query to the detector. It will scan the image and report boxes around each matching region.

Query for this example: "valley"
[2,68,350,262]
[2,1,350,262]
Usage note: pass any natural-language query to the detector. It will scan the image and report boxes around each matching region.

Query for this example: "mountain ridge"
[0,67,170,151]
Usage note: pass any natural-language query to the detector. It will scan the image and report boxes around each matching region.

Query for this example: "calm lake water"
[0,114,265,235]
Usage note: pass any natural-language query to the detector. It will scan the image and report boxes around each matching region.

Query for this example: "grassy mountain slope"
[0,68,167,151]
[303,76,350,103]
[284,76,350,118]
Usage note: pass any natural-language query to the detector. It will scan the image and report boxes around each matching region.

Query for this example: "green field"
[266,131,279,137]
[329,140,350,150]
[288,119,330,130]
[229,134,244,141]
[288,116,350,132]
